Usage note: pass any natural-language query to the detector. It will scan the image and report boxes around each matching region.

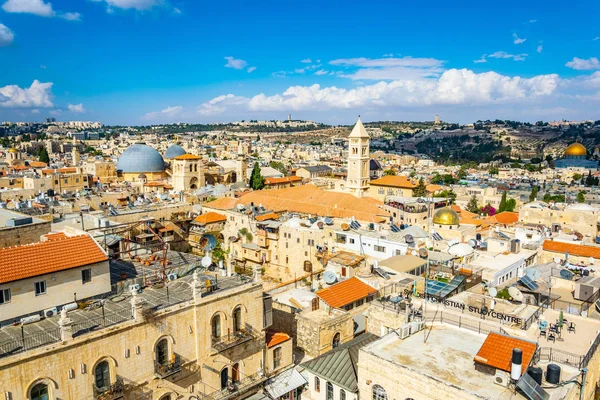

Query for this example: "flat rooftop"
[362,324,575,400]
[0,209,45,228]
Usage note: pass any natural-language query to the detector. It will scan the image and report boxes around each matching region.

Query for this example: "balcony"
[203,372,266,400]
[93,378,125,400]
[154,354,182,379]
[211,325,258,354]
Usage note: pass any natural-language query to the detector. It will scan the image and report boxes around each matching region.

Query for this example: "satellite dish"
[589,257,595,265]
[553,257,561,264]
[201,255,212,268]
[405,234,414,243]
[324,217,333,225]
[419,248,428,259]
[508,287,524,302]
[468,239,477,248]
[341,223,350,231]
[489,287,498,298]
[411,250,418,256]
[323,271,337,285]
[526,269,540,281]
[560,269,574,280]
[317,221,324,229]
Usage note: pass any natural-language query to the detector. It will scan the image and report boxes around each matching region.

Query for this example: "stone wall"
[295,309,354,359]
[271,301,299,348]
[0,220,51,248]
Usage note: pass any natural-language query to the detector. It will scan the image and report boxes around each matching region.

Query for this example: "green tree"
[572,173,583,181]
[457,167,467,180]
[383,169,396,176]
[489,166,499,175]
[466,194,479,213]
[577,191,586,203]
[529,186,538,202]
[498,191,507,213]
[249,162,264,190]
[434,189,457,204]
[269,161,288,175]
[412,178,427,197]
[505,198,517,212]
[38,147,50,164]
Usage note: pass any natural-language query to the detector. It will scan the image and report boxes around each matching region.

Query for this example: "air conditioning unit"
[44,307,58,318]
[129,284,141,293]
[494,370,510,387]
[167,273,178,282]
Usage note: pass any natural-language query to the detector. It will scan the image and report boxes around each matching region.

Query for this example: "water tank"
[546,364,561,384]
[476,233,482,241]
[527,367,543,385]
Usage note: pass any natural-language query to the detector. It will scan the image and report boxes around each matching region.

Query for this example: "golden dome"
[565,142,587,156]
[8,148,17,153]
[432,207,460,226]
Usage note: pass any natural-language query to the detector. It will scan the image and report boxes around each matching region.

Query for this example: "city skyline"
[0,0,600,125]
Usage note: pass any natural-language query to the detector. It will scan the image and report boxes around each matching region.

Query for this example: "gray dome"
[117,143,165,173]
[164,144,186,159]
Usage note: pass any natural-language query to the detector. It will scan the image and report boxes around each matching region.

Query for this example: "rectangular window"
[0,288,11,304]
[273,347,281,370]
[356,299,364,307]
[82,269,92,284]
[297,238,300,244]
[34,280,46,296]
[374,245,386,253]
[349,238,355,244]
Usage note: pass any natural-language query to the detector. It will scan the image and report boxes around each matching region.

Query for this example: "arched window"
[159,396,172,400]
[212,314,221,338]
[232,362,240,383]
[220,367,229,389]
[314,376,320,393]
[340,389,346,400]
[233,306,242,332]
[332,332,341,349]
[94,360,110,389]
[30,383,49,400]
[189,164,193,172]
[326,382,334,400]
[373,384,388,400]
[156,338,169,366]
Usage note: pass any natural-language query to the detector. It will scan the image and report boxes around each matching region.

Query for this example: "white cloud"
[594,37,600,41]
[31,109,40,114]
[68,103,85,113]
[247,66,256,73]
[537,45,543,53]
[196,68,560,116]
[40,65,47,69]
[566,57,600,71]
[0,23,14,46]
[224,56,248,70]
[0,80,53,108]
[330,56,445,80]
[314,69,329,75]
[383,53,394,57]
[2,0,80,20]
[143,105,182,120]
[483,51,528,61]
[473,57,487,64]
[301,58,312,63]
[529,19,537,23]
[94,0,164,11]
[294,68,306,74]
[513,33,527,44]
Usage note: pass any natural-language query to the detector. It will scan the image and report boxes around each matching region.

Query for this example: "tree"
[38,147,50,164]
[506,198,517,212]
[457,167,467,180]
[412,178,427,197]
[466,194,479,213]
[489,166,499,175]
[498,192,507,213]
[572,173,583,181]
[269,161,288,175]
[577,191,586,203]
[249,162,264,190]
[434,189,457,204]
[383,169,396,176]
[529,186,538,202]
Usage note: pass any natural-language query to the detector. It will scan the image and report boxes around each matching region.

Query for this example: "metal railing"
[202,372,266,400]
[72,308,134,338]
[521,299,548,331]
[93,377,126,400]
[425,311,508,336]
[534,347,583,369]
[580,331,600,368]
[211,324,259,353]
[0,327,62,359]
[154,353,182,378]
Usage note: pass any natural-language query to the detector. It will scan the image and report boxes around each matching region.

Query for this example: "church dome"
[117,143,165,173]
[565,143,587,157]
[164,144,186,159]
[8,148,17,153]
[432,207,460,226]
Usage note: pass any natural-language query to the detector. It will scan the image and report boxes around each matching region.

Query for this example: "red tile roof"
[487,211,519,225]
[266,331,291,348]
[316,277,377,308]
[264,176,302,185]
[193,211,227,225]
[256,212,279,222]
[543,240,600,259]
[370,175,416,189]
[174,154,202,160]
[0,234,108,284]
[474,332,537,374]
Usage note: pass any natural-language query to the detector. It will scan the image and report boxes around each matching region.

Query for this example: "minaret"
[346,116,370,197]
[71,136,80,166]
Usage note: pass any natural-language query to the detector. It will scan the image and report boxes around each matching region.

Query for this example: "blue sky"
[0,0,599,125]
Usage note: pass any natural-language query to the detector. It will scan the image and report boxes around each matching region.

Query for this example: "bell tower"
[346,116,370,197]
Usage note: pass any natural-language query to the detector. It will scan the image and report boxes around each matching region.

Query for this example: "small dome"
[164,144,186,159]
[138,173,147,179]
[565,143,587,156]
[117,143,165,173]
[8,148,17,153]
[432,207,460,226]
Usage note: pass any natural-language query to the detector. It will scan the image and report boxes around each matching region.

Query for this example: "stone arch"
[153,334,176,364]
[91,355,119,388]
[26,377,58,400]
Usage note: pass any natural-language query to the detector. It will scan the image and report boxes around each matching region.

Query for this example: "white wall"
[304,370,358,400]
[336,231,408,261]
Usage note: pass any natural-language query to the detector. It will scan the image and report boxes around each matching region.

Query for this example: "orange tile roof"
[11,165,30,171]
[0,235,108,284]
[256,212,279,222]
[543,240,600,259]
[316,277,377,308]
[266,331,291,348]
[205,184,389,223]
[486,211,519,225]
[43,232,68,241]
[174,154,202,160]
[29,161,47,168]
[144,181,165,187]
[426,184,442,193]
[193,211,227,225]
[370,175,416,188]
[264,176,302,185]
[474,332,537,374]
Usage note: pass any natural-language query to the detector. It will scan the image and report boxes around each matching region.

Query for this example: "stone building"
[346,117,370,197]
